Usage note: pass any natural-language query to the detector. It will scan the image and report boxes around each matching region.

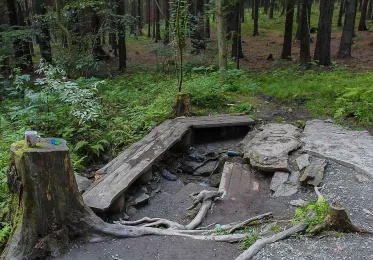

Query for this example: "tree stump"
[2,139,95,259]
[173,92,191,117]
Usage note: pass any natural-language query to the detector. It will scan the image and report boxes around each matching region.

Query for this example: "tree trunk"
[299,0,311,64]
[137,0,142,35]
[155,2,161,41]
[269,0,276,19]
[338,0,357,57]
[147,0,151,37]
[204,0,211,38]
[281,0,295,59]
[164,0,170,43]
[91,12,108,59]
[216,0,228,84]
[232,1,244,60]
[367,0,373,19]
[173,93,191,117]
[117,0,127,70]
[358,0,369,30]
[314,0,334,65]
[253,0,260,36]
[295,0,302,39]
[337,0,345,26]
[110,33,118,57]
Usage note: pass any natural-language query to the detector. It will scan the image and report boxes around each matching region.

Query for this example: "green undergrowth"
[292,196,329,233]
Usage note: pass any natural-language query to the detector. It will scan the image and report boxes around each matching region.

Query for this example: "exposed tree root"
[228,212,273,234]
[235,222,308,260]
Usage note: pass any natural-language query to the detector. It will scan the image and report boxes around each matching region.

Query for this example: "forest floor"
[122,29,373,73]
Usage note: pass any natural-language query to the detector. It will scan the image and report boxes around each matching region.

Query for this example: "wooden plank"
[83,121,189,211]
[83,115,255,212]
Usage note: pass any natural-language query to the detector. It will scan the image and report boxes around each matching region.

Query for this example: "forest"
[1,0,373,257]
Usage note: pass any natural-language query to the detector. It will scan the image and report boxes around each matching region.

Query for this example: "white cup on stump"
[25,131,41,147]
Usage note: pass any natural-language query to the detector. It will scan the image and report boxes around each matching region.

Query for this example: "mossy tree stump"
[2,139,95,259]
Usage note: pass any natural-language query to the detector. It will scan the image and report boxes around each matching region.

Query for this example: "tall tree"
[147,0,151,37]
[367,0,373,20]
[253,0,260,36]
[337,0,345,26]
[33,0,52,63]
[299,0,311,64]
[215,0,227,84]
[281,0,295,59]
[137,0,143,35]
[204,0,211,38]
[338,0,357,57]
[314,0,335,65]
[232,1,244,60]
[358,0,369,30]
[116,0,127,70]
[155,0,161,41]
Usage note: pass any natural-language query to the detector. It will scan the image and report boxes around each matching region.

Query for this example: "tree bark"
[155,1,161,41]
[281,0,295,59]
[299,0,311,64]
[116,0,127,70]
[314,0,334,65]
[338,0,357,58]
[358,0,369,30]
[147,0,151,37]
[137,0,143,35]
[216,0,228,84]
[232,1,244,60]
[253,0,260,36]
[367,0,373,19]
[204,0,211,38]
[337,0,345,26]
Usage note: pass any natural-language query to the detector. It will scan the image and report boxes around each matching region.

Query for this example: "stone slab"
[242,124,301,172]
[83,115,254,212]
[302,120,373,177]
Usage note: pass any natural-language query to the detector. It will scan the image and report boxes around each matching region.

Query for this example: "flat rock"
[302,119,373,177]
[272,183,298,197]
[300,161,326,186]
[75,174,93,193]
[270,172,289,191]
[193,160,217,176]
[296,154,310,170]
[242,124,301,172]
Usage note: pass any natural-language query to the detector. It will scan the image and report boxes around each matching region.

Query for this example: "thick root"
[188,190,223,210]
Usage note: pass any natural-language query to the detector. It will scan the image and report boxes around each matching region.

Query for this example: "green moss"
[11,141,47,158]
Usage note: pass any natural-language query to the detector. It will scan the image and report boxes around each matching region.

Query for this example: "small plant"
[292,196,329,232]
[239,228,260,250]
[214,224,230,235]
[270,224,282,233]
